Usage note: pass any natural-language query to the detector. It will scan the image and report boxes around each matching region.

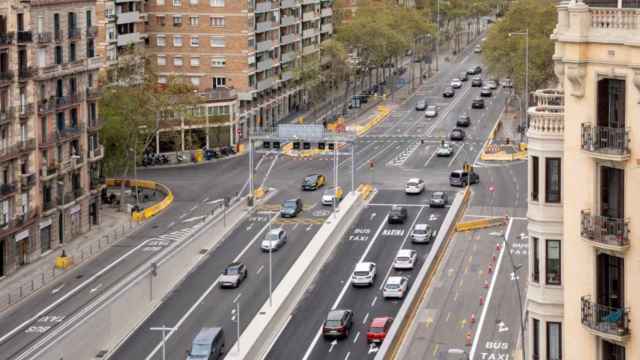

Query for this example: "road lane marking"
[259,152,280,189]
[355,142,398,171]
[167,221,176,228]
[433,344,439,357]
[233,293,242,304]
[371,296,378,307]
[448,143,465,168]
[353,331,360,343]
[179,213,187,219]
[345,352,351,360]
[256,265,264,275]
[446,312,451,322]
[89,284,102,293]
[182,216,206,223]
[423,148,438,168]
[51,284,65,295]
[301,215,389,360]
[190,205,198,212]
[363,312,370,325]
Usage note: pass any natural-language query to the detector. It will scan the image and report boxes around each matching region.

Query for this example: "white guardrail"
[22,192,275,360]
[224,190,367,360]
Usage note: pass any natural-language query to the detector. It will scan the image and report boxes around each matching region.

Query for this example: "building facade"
[0,0,104,277]
[526,0,640,359]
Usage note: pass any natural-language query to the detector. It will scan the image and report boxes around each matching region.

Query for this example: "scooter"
[176,153,185,163]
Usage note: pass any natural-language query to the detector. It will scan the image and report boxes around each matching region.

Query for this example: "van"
[449,170,480,187]
[186,327,225,360]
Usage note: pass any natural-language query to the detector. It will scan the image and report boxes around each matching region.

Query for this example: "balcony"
[321,7,333,17]
[16,103,34,118]
[34,32,52,44]
[256,21,277,33]
[257,58,274,72]
[527,89,564,140]
[321,23,333,33]
[282,0,298,8]
[302,0,318,5]
[303,11,320,22]
[580,209,629,252]
[58,125,84,142]
[117,32,142,47]
[57,159,73,174]
[281,33,300,45]
[580,124,630,161]
[303,28,318,38]
[18,66,35,81]
[40,165,58,181]
[256,39,274,52]
[89,145,104,162]
[86,26,98,38]
[68,27,81,40]
[21,173,36,190]
[87,117,104,131]
[54,30,64,42]
[0,71,14,86]
[555,4,640,45]
[0,32,14,45]
[86,87,101,100]
[43,197,57,212]
[281,70,294,82]
[117,11,141,25]
[581,295,630,342]
[0,182,18,199]
[255,1,272,13]
[302,44,319,55]
[60,191,76,205]
[282,15,299,27]
[17,31,32,43]
[72,154,84,169]
[197,87,237,102]
[0,109,12,125]
[56,93,84,109]
[257,77,275,91]
[281,51,298,63]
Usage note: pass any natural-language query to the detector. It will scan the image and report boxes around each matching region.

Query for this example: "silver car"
[411,223,436,244]
[261,228,287,251]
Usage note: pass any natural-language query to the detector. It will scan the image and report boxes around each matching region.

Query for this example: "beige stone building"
[526,0,640,359]
[0,0,104,277]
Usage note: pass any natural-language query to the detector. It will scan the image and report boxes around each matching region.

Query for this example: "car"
[415,99,427,111]
[471,76,483,87]
[487,80,498,89]
[456,114,471,127]
[367,317,393,344]
[301,174,326,191]
[436,142,454,157]
[442,87,455,98]
[219,262,248,288]
[501,78,513,88]
[449,128,466,141]
[187,327,225,360]
[411,223,436,244]
[351,262,377,287]
[429,191,448,208]
[322,186,344,206]
[323,309,353,339]
[393,249,418,270]
[424,105,438,118]
[467,65,482,75]
[474,44,482,53]
[280,198,303,218]
[388,205,408,224]
[383,276,409,299]
[405,178,425,194]
[261,228,287,252]
[459,72,469,81]
[472,98,485,109]
[480,86,492,97]
[450,78,463,89]
[449,170,480,187]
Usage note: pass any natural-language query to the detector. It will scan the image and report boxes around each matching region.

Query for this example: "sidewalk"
[0,192,160,313]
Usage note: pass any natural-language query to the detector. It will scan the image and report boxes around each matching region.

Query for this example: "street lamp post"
[435,0,440,72]
[508,29,529,139]
[150,325,176,360]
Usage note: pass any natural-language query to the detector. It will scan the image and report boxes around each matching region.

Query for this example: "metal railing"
[0,71,14,85]
[34,32,52,43]
[580,210,629,248]
[581,124,630,157]
[0,182,17,197]
[0,32,14,45]
[581,295,630,338]
[68,27,81,40]
[17,31,32,43]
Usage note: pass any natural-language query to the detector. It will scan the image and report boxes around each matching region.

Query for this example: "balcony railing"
[0,182,17,198]
[18,66,35,80]
[0,32,14,45]
[197,87,237,102]
[89,145,104,162]
[581,295,630,341]
[74,187,84,199]
[0,109,12,125]
[580,124,630,160]
[57,159,73,174]
[34,32,52,43]
[0,139,35,161]
[60,191,75,205]
[0,71,14,86]
[68,27,81,40]
[87,117,103,131]
[86,87,101,100]
[54,30,64,42]
[40,165,58,181]
[43,197,57,211]
[17,31,33,43]
[21,173,36,189]
[580,210,629,251]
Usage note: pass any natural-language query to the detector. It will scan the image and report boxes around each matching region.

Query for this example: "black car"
[471,98,485,109]
[323,309,354,339]
[302,174,326,191]
[471,76,483,87]
[459,72,469,81]
[388,205,408,224]
[280,198,303,218]
[442,87,455,98]
[415,99,427,111]
[480,86,492,97]
[449,128,466,141]
[466,65,482,75]
[456,114,471,127]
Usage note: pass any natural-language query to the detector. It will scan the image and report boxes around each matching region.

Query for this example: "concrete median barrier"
[455,216,508,232]
[224,191,366,360]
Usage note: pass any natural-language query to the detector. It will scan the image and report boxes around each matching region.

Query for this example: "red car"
[367,317,393,344]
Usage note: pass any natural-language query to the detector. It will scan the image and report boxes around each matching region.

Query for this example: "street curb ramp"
[224,190,368,360]
[374,187,472,360]
[19,191,276,360]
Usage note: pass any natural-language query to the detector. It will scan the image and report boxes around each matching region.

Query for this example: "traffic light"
[293,142,301,150]
[303,142,311,150]
[273,141,280,149]
[263,141,271,149]
[328,143,335,151]
[318,142,326,150]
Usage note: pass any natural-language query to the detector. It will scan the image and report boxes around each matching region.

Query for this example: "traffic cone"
[488,264,493,274]
[496,243,501,251]
[470,313,476,324]
[480,295,484,305]
[483,279,489,288]
[465,332,472,346]
[492,254,497,263]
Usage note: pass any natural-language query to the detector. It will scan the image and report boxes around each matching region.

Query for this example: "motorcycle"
[176,153,185,163]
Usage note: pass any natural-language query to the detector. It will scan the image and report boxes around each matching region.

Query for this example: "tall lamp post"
[435,0,440,71]
[508,29,529,138]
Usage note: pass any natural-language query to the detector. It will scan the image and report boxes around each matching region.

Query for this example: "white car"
[450,78,463,89]
[424,105,438,118]
[405,178,425,194]
[474,45,482,53]
[436,142,454,157]
[351,262,376,287]
[383,276,409,299]
[501,78,513,88]
[393,249,417,270]
[261,228,287,251]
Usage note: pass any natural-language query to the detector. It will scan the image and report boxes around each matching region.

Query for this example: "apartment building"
[0,0,104,277]
[96,0,147,64]
[526,0,640,359]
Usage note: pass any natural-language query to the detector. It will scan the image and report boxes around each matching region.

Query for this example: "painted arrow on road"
[51,283,65,295]
[368,343,379,354]
[329,339,338,353]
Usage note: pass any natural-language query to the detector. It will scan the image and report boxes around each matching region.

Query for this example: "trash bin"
[194,149,204,162]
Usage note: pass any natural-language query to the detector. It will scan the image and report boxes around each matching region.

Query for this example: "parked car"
[487,80,498,89]
[450,78,463,89]
[383,276,409,299]
[480,86,492,97]
[449,170,480,187]
[429,191,448,208]
[501,78,513,88]
[474,45,482,53]
[393,249,418,270]
[351,262,377,287]
[457,114,471,127]
[442,87,455,98]
[471,76,483,87]
[302,174,326,191]
[436,142,454,157]
[323,309,353,339]
[424,105,438,118]
[411,223,436,244]
[261,228,287,252]
[472,98,485,109]
[219,262,248,288]
[449,128,466,141]
[280,198,303,218]
[415,99,427,111]
[405,178,425,194]
[367,317,393,344]
[388,205,408,224]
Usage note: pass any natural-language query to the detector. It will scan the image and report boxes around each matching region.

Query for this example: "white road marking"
[256,265,264,275]
[353,331,360,344]
[89,284,102,293]
[233,293,242,304]
[167,221,176,228]
[363,312,370,325]
[423,148,438,168]
[371,296,378,307]
[190,205,198,212]
[179,213,187,219]
[51,284,65,295]
[345,351,351,360]
[356,142,398,171]
[292,223,299,230]
[182,216,205,223]
[260,152,281,189]
[448,143,465,168]
[328,339,338,353]
[305,224,313,232]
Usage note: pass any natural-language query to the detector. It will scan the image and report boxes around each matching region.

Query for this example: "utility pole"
[435,0,440,71]
[509,29,529,141]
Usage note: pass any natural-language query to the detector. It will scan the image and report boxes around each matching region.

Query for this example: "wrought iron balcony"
[17,31,33,43]
[34,32,52,43]
[57,159,73,174]
[87,117,103,132]
[43,197,57,211]
[581,295,630,342]
[581,123,630,161]
[0,71,14,86]
[86,26,98,38]
[16,103,34,118]
[21,173,36,189]
[581,209,629,251]
[0,32,14,45]
[88,145,104,162]
[40,165,58,181]
[0,182,17,198]
[54,30,64,42]
[18,67,35,80]
[68,27,81,40]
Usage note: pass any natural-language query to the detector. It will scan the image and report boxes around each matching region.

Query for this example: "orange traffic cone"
[488,264,493,274]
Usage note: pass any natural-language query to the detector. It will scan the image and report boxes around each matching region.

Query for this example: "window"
[213,76,226,88]
[55,46,63,64]
[532,237,540,283]
[189,16,199,26]
[190,0,198,4]
[87,39,95,58]
[210,0,224,6]
[190,36,199,47]
[546,240,561,285]
[531,156,539,201]
[157,0,165,4]
[107,25,116,41]
[190,57,200,66]
[173,56,183,66]
[156,15,165,26]
[190,77,200,86]
[173,15,182,26]
[545,158,561,203]
[173,35,183,47]
[69,42,76,62]
[532,318,540,360]
[211,57,226,67]
[210,36,224,47]
[157,35,166,47]
[210,16,224,27]
[173,0,181,6]
[157,55,166,66]
[158,76,167,84]
[37,48,46,68]
[86,10,92,28]
[547,322,562,360]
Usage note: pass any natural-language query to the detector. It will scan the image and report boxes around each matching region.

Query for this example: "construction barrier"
[255,186,266,199]
[106,178,174,222]
[356,184,374,200]
[455,216,508,232]
[55,255,73,270]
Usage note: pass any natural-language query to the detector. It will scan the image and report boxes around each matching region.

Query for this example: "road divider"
[354,106,392,136]
[224,191,367,360]
[455,216,508,232]
[105,178,174,221]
